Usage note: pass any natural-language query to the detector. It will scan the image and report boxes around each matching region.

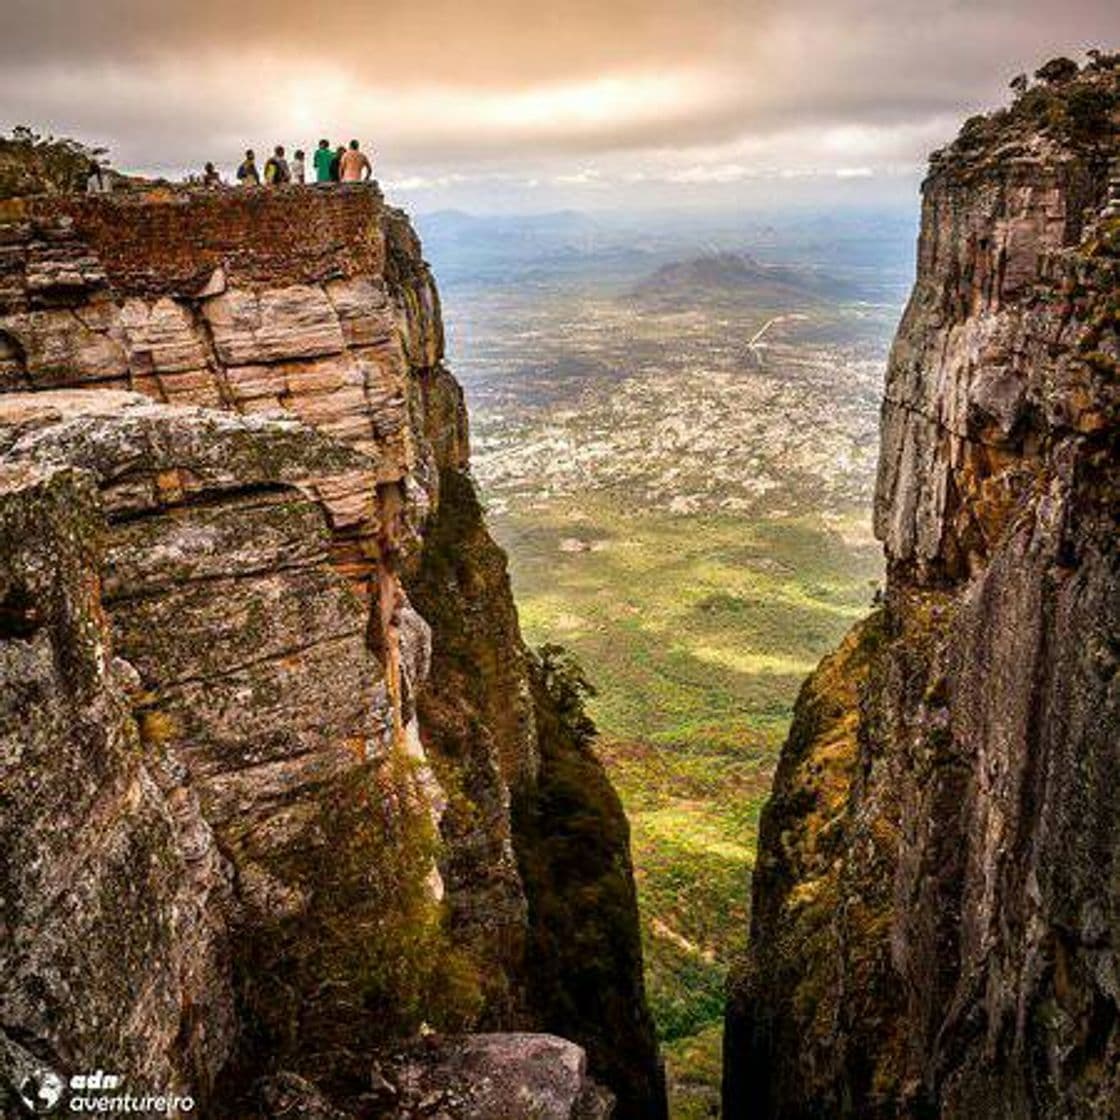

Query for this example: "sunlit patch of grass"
[684,643,819,678]
[640,804,754,864]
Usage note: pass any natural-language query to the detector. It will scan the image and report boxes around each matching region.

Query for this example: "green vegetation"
[491,494,882,1116]
[960,54,1119,154]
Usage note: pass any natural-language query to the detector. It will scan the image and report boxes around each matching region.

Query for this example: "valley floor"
[434,262,900,1115]
[491,497,881,1116]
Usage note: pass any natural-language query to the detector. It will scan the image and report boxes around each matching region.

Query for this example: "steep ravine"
[724,59,1119,1118]
[0,185,663,1117]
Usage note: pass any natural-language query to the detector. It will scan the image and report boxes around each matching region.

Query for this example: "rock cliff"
[724,59,1119,1118]
[0,184,662,1117]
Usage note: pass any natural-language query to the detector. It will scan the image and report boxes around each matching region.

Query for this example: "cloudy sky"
[3,0,1118,211]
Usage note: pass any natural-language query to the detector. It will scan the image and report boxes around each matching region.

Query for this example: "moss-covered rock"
[0,462,234,1110]
[406,467,665,1118]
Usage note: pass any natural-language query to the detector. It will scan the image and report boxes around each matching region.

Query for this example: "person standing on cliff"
[329,145,345,181]
[85,159,107,193]
[263,145,291,185]
[291,149,306,184]
[339,139,372,183]
[236,149,259,185]
[313,139,333,183]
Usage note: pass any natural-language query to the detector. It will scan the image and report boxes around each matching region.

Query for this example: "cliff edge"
[0,184,663,1117]
[724,56,1119,1118]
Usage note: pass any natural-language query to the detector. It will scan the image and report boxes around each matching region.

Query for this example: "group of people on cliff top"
[201,139,373,187]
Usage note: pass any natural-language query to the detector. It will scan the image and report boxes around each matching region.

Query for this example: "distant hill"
[631,251,866,305]
[414,208,916,301]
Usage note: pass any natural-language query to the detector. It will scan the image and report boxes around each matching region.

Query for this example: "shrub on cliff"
[956,57,1117,156]
[1063,84,1118,142]
[533,643,598,747]
[0,127,108,198]
[1035,56,1080,85]
[1087,48,1120,72]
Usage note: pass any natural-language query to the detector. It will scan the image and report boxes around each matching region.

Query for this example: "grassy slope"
[490,494,882,1117]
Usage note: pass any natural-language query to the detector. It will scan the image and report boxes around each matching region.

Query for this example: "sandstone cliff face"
[0,456,234,1103]
[0,186,661,1116]
[724,61,1119,1118]
[0,392,448,1081]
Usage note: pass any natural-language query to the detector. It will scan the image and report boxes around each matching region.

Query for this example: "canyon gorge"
[0,50,1117,1120]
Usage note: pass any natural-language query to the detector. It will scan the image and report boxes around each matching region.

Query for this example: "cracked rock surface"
[0,185,663,1117]
[724,58,1120,1120]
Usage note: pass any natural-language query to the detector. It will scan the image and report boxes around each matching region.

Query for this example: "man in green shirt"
[313,139,334,184]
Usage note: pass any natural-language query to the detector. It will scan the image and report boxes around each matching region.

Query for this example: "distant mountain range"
[414,208,916,301]
[630,251,867,305]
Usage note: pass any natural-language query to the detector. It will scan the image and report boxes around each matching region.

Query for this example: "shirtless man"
[339,139,372,183]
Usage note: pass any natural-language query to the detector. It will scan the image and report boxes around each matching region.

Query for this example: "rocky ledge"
[0,185,663,1116]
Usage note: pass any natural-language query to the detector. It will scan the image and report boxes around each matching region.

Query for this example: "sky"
[2,0,1118,212]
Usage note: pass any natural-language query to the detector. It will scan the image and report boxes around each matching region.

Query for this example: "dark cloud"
[0,0,751,79]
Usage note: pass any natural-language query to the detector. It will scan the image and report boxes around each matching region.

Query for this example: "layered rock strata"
[0,455,234,1103]
[724,60,1119,1119]
[0,185,662,1115]
[0,391,437,1077]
